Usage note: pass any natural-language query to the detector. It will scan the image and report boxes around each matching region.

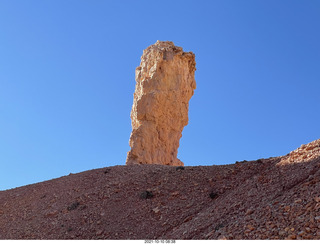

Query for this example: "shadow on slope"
[0,140,319,239]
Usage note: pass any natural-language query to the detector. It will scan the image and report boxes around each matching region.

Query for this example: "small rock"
[218,235,227,240]
[245,209,254,216]
[96,230,103,235]
[315,216,320,222]
[176,166,185,171]
[205,229,215,238]
[67,201,80,211]
[215,223,224,231]
[286,234,296,240]
[209,192,218,199]
[307,205,314,211]
[284,206,291,212]
[45,210,59,218]
[314,196,320,202]
[294,198,302,204]
[247,225,255,231]
[271,223,277,229]
[140,191,153,199]
[170,191,180,196]
[279,230,286,236]
[152,207,160,214]
[183,216,193,223]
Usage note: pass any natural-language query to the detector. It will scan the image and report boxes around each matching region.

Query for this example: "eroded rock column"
[126,41,196,166]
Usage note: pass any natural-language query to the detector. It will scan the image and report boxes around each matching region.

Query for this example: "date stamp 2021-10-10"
[144,240,176,244]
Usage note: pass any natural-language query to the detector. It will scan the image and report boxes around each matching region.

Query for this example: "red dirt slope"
[0,139,320,240]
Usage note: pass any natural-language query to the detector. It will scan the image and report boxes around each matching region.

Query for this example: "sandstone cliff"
[126,41,196,166]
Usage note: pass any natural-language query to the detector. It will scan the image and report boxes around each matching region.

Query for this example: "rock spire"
[126,41,196,166]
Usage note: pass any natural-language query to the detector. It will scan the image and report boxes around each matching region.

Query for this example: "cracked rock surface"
[126,41,196,166]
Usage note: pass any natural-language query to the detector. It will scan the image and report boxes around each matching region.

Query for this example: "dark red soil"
[0,139,320,240]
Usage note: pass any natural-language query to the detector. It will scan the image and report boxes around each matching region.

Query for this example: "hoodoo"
[126,41,196,166]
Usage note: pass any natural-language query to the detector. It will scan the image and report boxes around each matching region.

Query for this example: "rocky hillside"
[0,139,320,240]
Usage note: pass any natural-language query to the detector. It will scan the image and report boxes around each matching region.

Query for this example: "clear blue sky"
[1,0,319,190]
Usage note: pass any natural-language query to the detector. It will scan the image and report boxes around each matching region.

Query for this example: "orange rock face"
[126,41,196,166]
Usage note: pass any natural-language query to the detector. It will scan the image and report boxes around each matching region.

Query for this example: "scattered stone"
[294,198,302,204]
[152,207,160,214]
[183,216,193,223]
[284,206,291,212]
[205,229,215,238]
[67,201,80,211]
[247,225,255,231]
[45,210,59,218]
[140,191,154,199]
[245,209,254,216]
[215,223,224,231]
[286,234,297,240]
[176,166,185,171]
[218,235,227,240]
[126,41,196,166]
[209,192,218,199]
[279,230,286,236]
[170,191,180,196]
